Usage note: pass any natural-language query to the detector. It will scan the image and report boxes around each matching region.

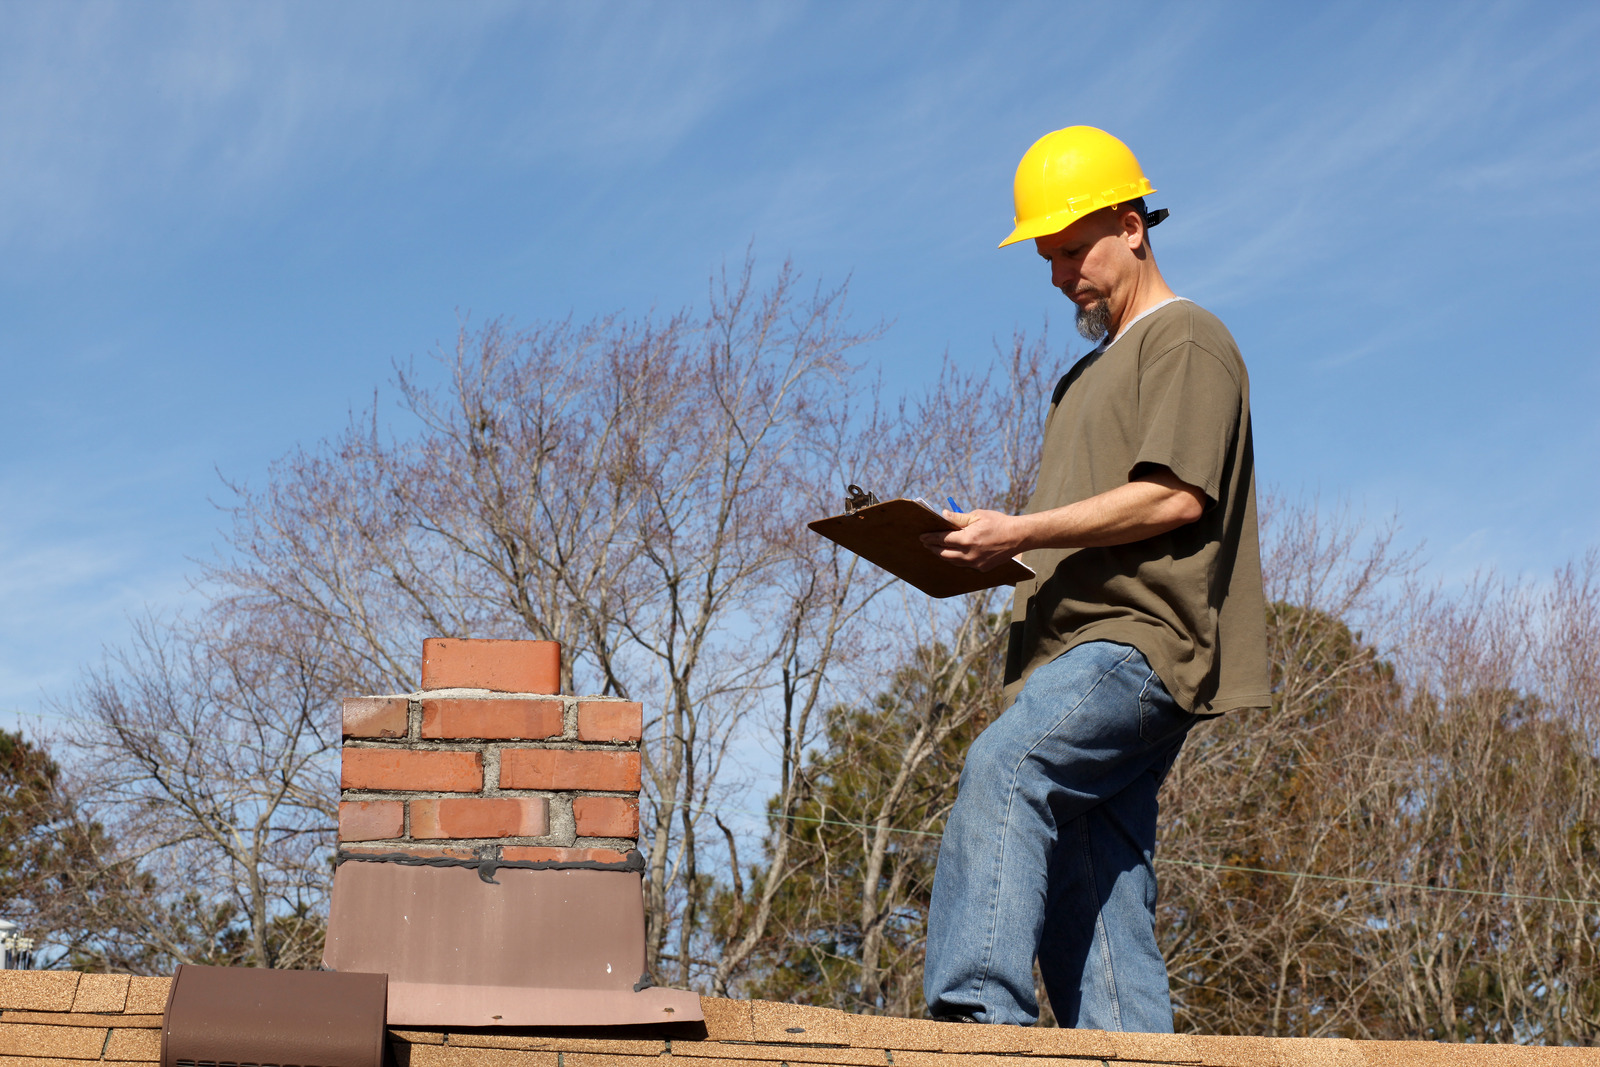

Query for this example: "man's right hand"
[920,510,1028,571]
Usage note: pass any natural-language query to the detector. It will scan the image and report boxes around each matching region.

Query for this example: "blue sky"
[3,1,1598,735]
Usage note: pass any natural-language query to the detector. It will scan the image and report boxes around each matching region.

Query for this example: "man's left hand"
[920,509,1026,571]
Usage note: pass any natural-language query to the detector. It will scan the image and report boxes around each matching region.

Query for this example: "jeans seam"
[972,644,1139,1010]
[1137,668,1156,742]
[1079,813,1123,1031]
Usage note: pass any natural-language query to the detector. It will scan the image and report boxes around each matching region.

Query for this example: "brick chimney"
[338,637,641,864]
[322,638,701,1028]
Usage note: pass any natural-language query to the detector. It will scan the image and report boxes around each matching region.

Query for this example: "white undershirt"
[1088,296,1188,355]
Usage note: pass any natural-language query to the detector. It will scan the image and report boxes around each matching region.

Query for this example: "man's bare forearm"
[921,468,1206,571]
[1017,471,1204,549]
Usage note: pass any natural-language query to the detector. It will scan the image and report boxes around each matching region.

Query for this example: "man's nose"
[1051,260,1075,290]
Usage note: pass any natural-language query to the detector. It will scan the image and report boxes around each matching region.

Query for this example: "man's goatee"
[1075,299,1112,341]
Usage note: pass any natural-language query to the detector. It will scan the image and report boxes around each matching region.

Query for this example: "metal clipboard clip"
[844,484,879,515]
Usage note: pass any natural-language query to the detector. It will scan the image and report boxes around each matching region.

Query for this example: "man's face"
[1034,209,1137,340]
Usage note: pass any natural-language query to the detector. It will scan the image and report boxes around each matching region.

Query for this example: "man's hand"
[919,468,1207,570]
[920,509,1026,572]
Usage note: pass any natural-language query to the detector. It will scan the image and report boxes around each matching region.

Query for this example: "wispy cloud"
[487,4,799,167]
[0,2,518,254]
[1170,2,1600,306]
[0,531,194,710]
[0,449,205,720]
[1,0,1593,735]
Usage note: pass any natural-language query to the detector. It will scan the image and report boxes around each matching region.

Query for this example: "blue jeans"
[924,641,1196,1030]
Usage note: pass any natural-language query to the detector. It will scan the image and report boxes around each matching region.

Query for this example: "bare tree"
[1362,556,1600,1042]
[1157,498,1418,1036]
[185,259,884,980]
[62,610,338,971]
[1158,509,1600,1042]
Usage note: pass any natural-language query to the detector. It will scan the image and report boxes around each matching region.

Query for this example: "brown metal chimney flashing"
[326,862,696,1027]
[160,964,386,1067]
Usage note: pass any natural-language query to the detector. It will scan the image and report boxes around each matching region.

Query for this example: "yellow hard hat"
[999,126,1157,248]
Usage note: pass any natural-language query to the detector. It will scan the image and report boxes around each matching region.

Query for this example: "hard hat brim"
[998,182,1157,249]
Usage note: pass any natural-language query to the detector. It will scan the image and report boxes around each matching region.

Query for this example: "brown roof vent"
[160,964,387,1067]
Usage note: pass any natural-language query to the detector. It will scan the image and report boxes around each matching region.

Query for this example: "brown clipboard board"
[807,497,1034,598]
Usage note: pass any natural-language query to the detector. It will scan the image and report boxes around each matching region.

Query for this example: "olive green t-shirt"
[1003,298,1270,715]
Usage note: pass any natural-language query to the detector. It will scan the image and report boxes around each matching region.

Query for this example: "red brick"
[421,637,560,694]
[341,748,482,792]
[421,697,562,740]
[574,795,639,839]
[577,700,643,742]
[499,749,641,792]
[339,800,404,841]
[342,695,409,738]
[501,846,631,865]
[410,797,549,839]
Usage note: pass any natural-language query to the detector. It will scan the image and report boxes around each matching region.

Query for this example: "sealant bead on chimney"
[500,845,631,865]
[340,844,479,861]
[420,637,560,694]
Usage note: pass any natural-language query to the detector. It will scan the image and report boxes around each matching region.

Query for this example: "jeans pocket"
[1137,670,1194,744]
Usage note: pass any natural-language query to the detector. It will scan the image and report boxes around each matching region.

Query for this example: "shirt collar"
[1105,296,1186,348]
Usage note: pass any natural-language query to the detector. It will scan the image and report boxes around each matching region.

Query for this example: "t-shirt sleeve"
[1131,343,1241,505]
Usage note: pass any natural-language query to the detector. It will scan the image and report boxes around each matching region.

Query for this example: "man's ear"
[1121,208,1148,253]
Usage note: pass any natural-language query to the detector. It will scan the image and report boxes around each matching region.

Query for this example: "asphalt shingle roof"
[1,972,1593,1066]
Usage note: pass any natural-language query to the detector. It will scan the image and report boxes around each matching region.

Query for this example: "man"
[920,126,1269,1032]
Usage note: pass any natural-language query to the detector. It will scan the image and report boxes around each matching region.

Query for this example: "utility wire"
[1159,858,1600,909]
[14,705,1600,910]
[667,800,1600,910]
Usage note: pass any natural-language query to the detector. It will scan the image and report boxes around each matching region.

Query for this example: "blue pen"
[946,496,963,513]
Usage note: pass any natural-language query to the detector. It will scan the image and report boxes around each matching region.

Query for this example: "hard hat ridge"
[1000,126,1163,248]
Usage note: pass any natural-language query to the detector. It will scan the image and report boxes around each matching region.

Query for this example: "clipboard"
[807,486,1034,598]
